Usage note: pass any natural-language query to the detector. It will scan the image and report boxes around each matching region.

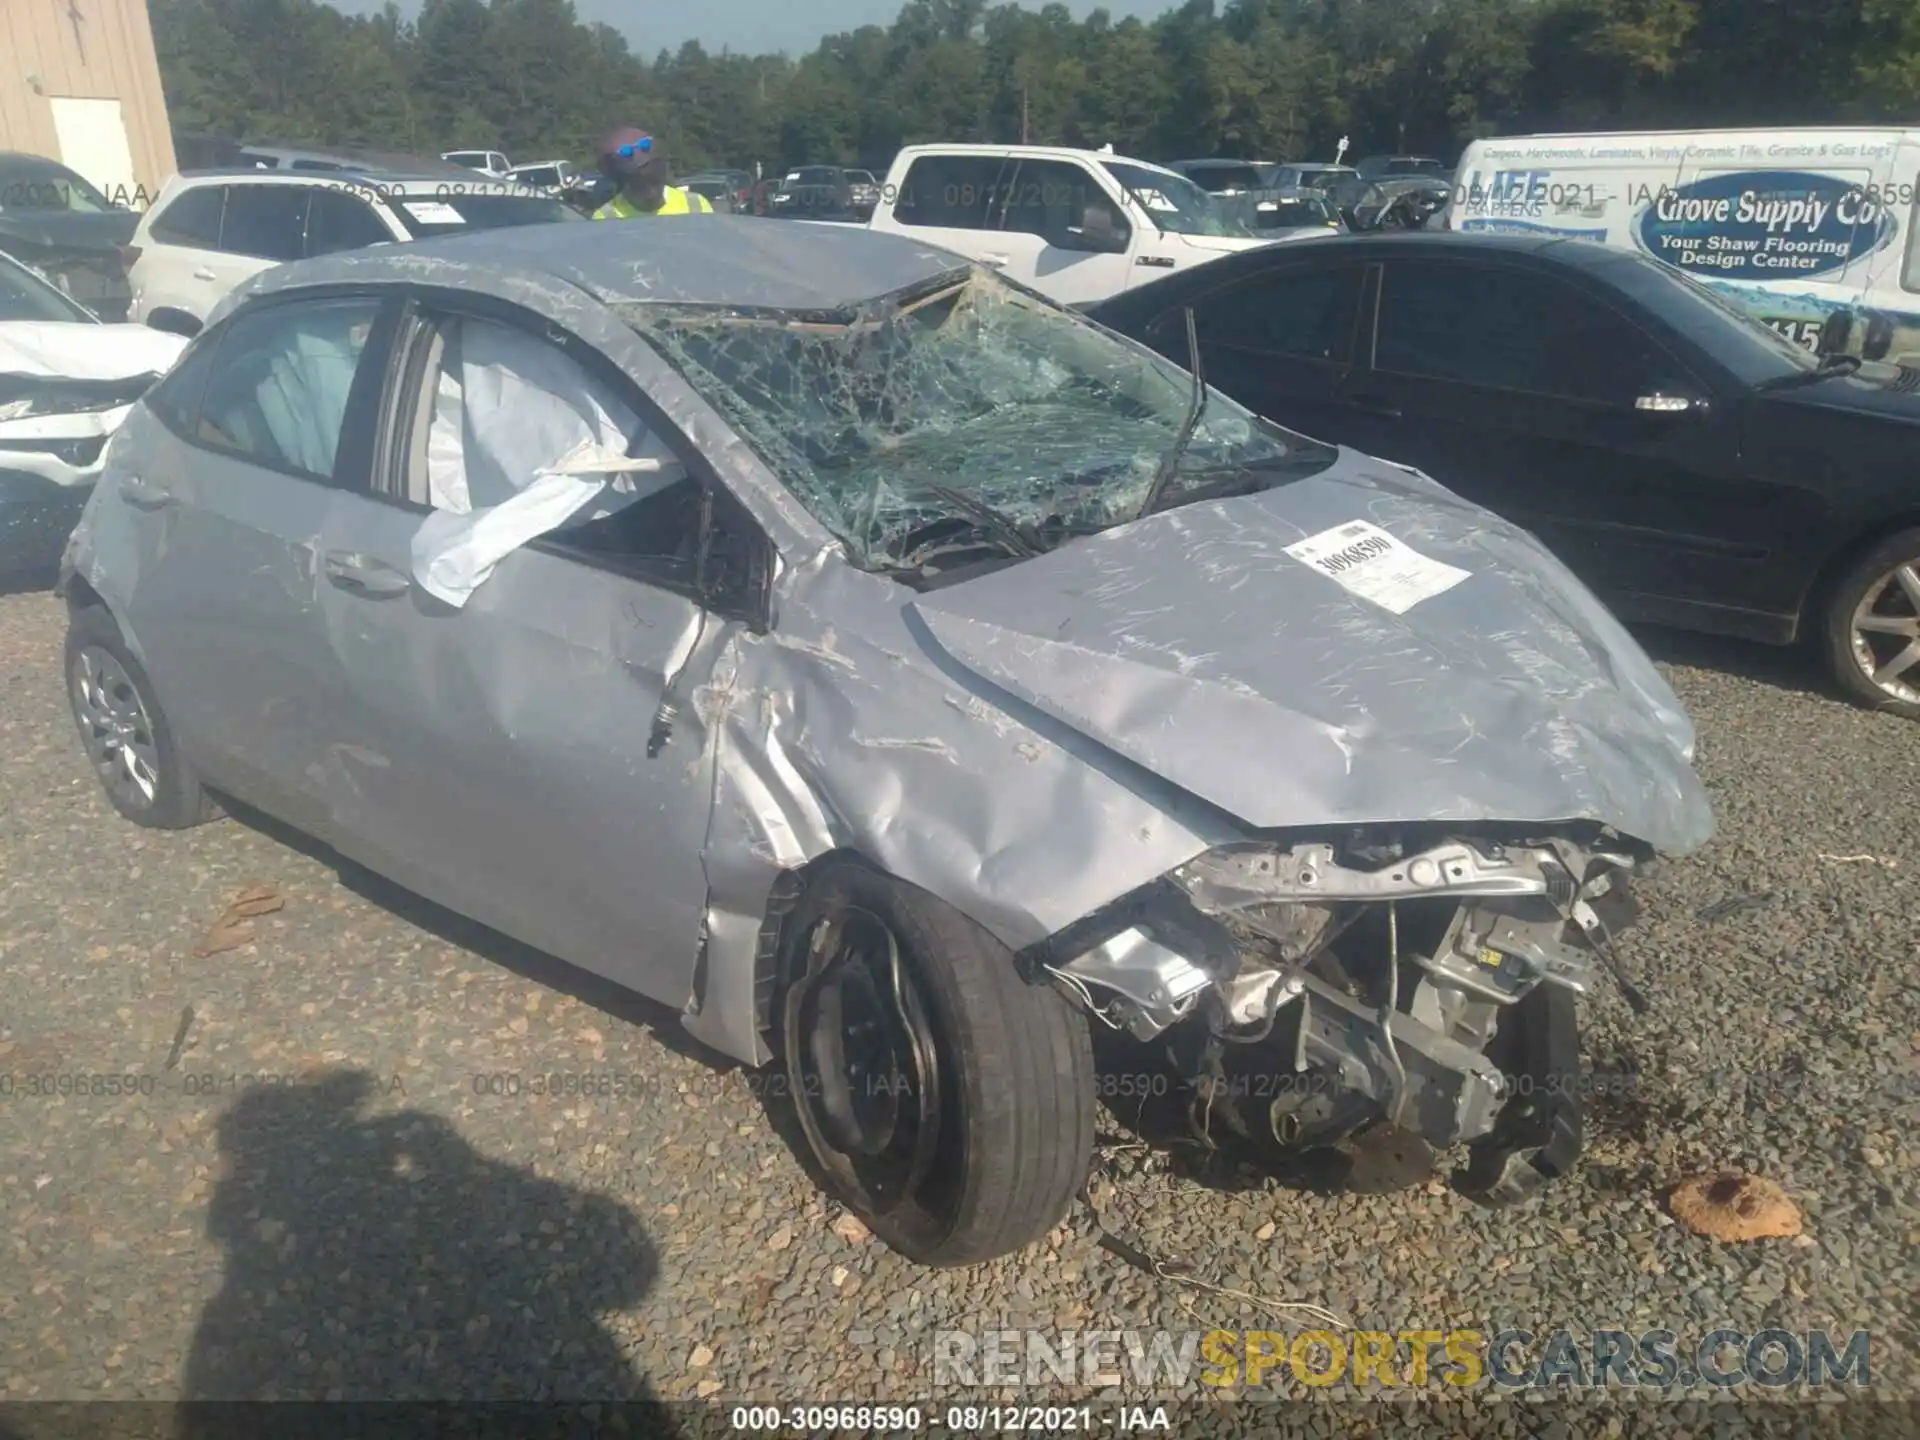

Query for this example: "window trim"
[1368,256,1709,406]
[157,289,400,491]
[1903,193,1920,295]
[364,288,776,631]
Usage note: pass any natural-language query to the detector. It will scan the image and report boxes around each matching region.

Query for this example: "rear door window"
[892,154,1010,230]
[191,297,384,481]
[218,185,310,262]
[150,186,226,247]
[1181,264,1365,362]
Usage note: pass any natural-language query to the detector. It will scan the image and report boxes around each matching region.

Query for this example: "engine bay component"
[1046,831,1642,1205]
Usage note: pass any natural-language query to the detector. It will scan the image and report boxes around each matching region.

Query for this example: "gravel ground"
[0,586,1915,1425]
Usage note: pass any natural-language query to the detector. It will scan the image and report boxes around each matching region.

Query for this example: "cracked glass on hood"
[621,270,1334,576]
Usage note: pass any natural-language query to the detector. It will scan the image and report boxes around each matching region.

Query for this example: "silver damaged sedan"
[59,218,1713,1265]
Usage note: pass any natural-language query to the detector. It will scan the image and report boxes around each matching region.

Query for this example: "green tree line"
[152,0,1920,176]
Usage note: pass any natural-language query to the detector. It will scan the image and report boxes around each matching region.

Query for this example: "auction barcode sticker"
[1283,519,1470,614]
[401,201,466,224]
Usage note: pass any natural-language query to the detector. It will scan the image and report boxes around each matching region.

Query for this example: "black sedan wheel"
[1824,527,1920,720]
[778,858,1095,1266]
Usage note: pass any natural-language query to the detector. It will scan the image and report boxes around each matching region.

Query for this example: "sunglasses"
[615,137,655,157]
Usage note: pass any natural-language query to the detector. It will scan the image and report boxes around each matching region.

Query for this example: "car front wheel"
[777,858,1095,1266]
[65,603,217,828]
[1822,527,1920,720]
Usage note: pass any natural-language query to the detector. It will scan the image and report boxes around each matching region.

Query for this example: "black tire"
[777,857,1095,1266]
[1819,526,1920,720]
[64,603,219,828]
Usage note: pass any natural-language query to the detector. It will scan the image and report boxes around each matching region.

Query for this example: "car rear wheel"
[1822,527,1920,720]
[777,858,1095,1266]
[65,603,217,828]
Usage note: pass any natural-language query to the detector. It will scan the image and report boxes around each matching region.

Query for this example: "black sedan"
[1087,232,1920,719]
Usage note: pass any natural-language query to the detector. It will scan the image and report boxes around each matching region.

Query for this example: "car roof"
[1090,231,1639,314]
[0,150,85,175]
[228,211,969,312]
[239,144,472,171]
[169,168,543,191]
[894,142,1179,177]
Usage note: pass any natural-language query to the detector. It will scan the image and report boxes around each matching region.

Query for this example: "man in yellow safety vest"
[590,127,714,219]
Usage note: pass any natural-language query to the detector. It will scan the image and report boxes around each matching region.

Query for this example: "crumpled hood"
[910,447,1713,856]
[0,322,186,382]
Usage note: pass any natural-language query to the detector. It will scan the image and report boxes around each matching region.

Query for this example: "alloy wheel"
[70,645,161,811]
[1847,560,1920,705]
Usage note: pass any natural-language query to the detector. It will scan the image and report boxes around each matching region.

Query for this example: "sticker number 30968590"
[1283,519,1471,615]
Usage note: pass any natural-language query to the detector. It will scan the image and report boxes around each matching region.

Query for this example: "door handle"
[118,478,174,509]
[1345,392,1402,419]
[981,253,1009,267]
[1136,255,1176,268]
[192,268,217,281]
[322,550,411,598]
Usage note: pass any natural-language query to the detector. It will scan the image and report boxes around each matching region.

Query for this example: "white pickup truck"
[867,144,1285,305]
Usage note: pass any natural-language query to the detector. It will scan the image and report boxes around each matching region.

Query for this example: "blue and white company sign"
[1634,170,1898,279]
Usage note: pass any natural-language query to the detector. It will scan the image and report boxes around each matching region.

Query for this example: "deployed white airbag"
[412,318,685,606]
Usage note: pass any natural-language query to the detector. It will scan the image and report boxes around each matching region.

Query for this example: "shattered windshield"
[623,270,1332,578]
[1101,162,1255,239]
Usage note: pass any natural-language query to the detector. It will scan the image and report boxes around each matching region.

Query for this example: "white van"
[868,144,1283,305]
[1443,127,1920,362]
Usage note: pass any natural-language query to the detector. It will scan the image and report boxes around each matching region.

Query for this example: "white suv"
[442,150,513,179]
[127,170,580,333]
[867,144,1281,305]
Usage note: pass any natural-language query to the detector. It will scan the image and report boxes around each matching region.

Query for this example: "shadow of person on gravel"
[178,1069,678,1424]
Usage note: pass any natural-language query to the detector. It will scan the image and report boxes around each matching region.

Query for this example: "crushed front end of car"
[1031,825,1648,1202]
[621,259,1713,1229]
[1,324,186,577]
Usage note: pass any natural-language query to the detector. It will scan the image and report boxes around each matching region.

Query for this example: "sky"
[331,0,1178,58]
